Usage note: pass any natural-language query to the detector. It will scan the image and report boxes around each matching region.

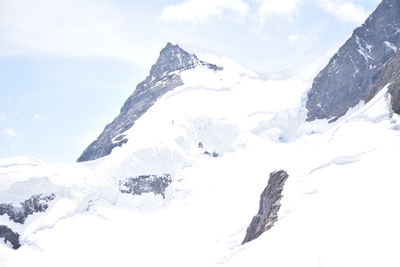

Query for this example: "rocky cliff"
[242,170,289,245]
[78,43,221,162]
[368,49,400,114]
[306,0,400,121]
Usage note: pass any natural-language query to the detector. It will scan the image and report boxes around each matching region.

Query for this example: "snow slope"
[1,55,400,267]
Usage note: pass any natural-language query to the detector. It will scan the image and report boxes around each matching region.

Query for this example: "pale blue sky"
[0,0,380,162]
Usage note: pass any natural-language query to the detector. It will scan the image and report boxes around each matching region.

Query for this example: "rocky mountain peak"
[77,43,221,162]
[306,0,400,122]
[149,42,201,77]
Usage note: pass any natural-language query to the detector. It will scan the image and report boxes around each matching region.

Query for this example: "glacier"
[2,1,400,265]
[1,44,400,266]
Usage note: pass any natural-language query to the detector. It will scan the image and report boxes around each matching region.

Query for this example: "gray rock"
[368,49,400,114]
[0,225,20,249]
[119,174,172,199]
[306,0,400,122]
[389,83,400,114]
[78,43,222,162]
[242,170,289,245]
[0,194,56,224]
[203,151,219,157]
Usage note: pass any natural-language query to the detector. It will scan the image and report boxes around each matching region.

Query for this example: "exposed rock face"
[368,50,400,114]
[78,43,222,162]
[0,194,56,224]
[306,0,400,121]
[0,225,20,249]
[119,174,172,199]
[389,83,400,114]
[242,170,289,245]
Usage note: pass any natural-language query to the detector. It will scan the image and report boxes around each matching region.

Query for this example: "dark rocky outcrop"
[368,50,400,114]
[242,170,289,245]
[389,83,400,114]
[0,225,20,249]
[0,194,56,224]
[306,0,400,122]
[119,174,172,199]
[78,43,222,162]
[203,151,219,157]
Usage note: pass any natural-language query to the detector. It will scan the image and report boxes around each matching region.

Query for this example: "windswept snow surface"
[1,58,400,266]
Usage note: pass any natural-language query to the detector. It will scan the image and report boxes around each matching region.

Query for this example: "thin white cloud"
[0,0,154,66]
[288,34,300,44]
[254,0,303,22]
[1,128,17,138]
[317,0,370,24]
[160,0,249,23]
[0,112,6,121]
[34,113,45,121]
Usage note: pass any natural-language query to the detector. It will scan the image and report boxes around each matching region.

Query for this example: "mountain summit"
[77,43,221,162]
[306,0,400,121]
[150,42,221,76]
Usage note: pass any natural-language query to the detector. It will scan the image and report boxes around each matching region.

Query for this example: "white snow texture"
[1,51,400,267]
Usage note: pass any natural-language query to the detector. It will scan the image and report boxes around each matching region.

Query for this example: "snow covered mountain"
[77,42,221,162]
[2,1,400,266]
[306,0,400,121]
